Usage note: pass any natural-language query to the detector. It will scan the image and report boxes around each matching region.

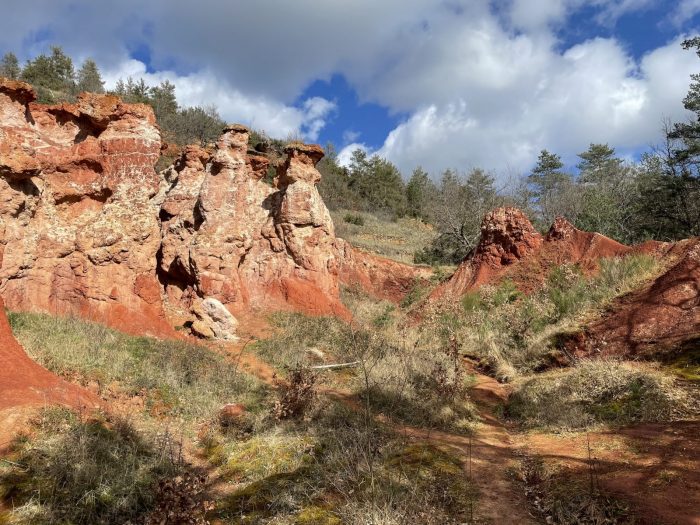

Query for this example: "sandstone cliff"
[0,79,170,337]
[0,79,427,338]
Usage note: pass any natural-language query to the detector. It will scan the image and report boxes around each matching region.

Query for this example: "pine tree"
[0,52,20,79]
[655,37,700,238]
[406,167,434,219]
[21,46,75,102]
[76,59,104,93]
[576,144,637,241]
[150,80,179,132]
[528,150,576,227]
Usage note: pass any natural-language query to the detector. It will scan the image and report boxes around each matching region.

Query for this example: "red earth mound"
[0,298,98,445]
[431,207,663,301]
[576,239,700,358]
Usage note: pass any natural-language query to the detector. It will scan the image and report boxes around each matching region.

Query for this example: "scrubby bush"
[343,213,365,226]
[507,360,695,430]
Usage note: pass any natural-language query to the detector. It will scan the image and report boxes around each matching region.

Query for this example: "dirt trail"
[224,339,536,524]
[524,421,700,525]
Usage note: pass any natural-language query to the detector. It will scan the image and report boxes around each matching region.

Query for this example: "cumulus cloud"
[100,60,335,140]
[0,0,697,176]
[375,35,697,176]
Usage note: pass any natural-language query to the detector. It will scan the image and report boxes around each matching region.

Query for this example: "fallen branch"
[309,361,360,370]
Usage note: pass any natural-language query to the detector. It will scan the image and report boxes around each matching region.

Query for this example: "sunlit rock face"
[0,78,171,337]
[0,79,430,339]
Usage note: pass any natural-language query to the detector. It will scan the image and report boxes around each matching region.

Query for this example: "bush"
[0,408,189,524]
[273,366,318,420]
[507,360,695,430]
[343,213,365,226]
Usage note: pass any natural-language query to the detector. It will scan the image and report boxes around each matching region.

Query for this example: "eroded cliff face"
[430,207,647,301]
[159,128,349,321]
[1,79,427,338]
[0,79,171,337]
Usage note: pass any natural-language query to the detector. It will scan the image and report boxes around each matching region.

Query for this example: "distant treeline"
[3,42,700,263]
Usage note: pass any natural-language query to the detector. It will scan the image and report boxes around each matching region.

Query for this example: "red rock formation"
[0,79,173,337]
[431,207,544,300]
[1,79,431,338]
[159,128,350,323]
[579,239,700,358]
[432,207,640,300]
[0,297,97,413]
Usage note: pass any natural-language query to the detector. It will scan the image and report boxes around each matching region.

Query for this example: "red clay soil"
[577,239,700,359]
[524,420,700,525]
[431,208,666,301]
[0,298,99,448]
[337,241,433,303]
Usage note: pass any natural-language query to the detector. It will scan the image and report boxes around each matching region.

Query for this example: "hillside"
[0,78,699,525]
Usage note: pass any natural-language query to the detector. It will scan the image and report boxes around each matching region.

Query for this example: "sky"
[1,0,699,179]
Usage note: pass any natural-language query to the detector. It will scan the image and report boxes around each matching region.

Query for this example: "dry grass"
[0,407,194,525]
[520,454,635,524]
[8,312,267,422]
[213,402,477,525]
[256,292,477,434]
[508,360,696,430]
[425,254,663,381]
[332,208,437,264]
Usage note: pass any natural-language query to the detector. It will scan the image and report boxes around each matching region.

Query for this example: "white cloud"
[375,35,697,177]
[669,0,700,26]
[0,0,697,176]
[101,59,335,140]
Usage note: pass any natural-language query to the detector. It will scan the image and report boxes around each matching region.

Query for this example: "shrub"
[273,366,318,420]
[507,360,695,430]
[343,213,365,226]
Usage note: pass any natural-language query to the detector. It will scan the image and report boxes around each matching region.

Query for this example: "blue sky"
[1,0,699,179]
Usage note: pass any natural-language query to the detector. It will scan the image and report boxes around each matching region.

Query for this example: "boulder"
[191,297,238,340]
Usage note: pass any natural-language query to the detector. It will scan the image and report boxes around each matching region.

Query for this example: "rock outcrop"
[0,78,172,337]
[159,129,349,323]
[1,79,428,338]
[432,207,643,300]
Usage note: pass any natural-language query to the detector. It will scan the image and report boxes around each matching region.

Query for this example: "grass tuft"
[508,360,696,430]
